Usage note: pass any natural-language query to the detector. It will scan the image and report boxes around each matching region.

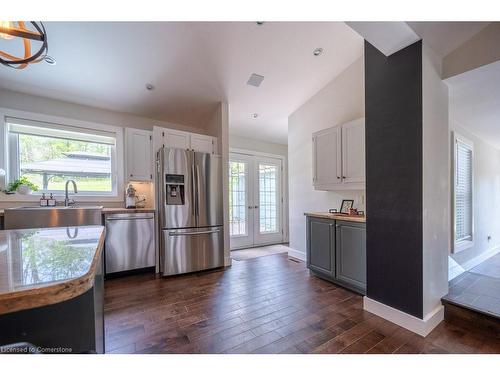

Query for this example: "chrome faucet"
[65,180,78,206]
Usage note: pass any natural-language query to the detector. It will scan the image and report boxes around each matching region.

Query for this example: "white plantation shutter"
[455,138,473,244]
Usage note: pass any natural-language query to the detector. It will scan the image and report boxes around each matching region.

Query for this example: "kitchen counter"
[0,225,105,315]
[304,212,366,223]
[0,207,155,217]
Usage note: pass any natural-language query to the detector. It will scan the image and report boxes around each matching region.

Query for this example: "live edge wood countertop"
[0,225,105,315]
[304,212,366,223]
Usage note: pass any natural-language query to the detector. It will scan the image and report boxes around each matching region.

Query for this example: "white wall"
[0,88,207,134]
[450,122,500,268]
[229,135,287,158]
[288,57,365,257]
[422,43,450,318]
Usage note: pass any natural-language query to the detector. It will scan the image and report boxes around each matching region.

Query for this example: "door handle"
[106,217,154,221]
[168,229,221,236]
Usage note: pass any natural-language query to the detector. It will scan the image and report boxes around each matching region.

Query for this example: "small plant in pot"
[5,176,39,195]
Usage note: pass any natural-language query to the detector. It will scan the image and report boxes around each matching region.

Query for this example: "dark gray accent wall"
[365,40,423,319]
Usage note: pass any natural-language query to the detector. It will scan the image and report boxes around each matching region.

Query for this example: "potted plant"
[4,176,39,195]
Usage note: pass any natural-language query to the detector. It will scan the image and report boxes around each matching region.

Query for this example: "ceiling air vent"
[247,73,265,87]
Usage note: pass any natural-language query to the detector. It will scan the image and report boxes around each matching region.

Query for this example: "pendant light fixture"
[0,21,51,69]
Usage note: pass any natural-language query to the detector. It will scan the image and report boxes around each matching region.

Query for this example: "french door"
[229,152,283,250]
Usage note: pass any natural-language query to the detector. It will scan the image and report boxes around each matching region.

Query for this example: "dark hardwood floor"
[104,254,500,354]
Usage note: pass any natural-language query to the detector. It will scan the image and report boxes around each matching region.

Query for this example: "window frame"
[0,108,124,202]
[452,132,474,253]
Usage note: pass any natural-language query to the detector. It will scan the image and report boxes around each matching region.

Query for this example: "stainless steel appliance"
[4,206,103,230]
[157,147,223,276]
[104,212,155,274]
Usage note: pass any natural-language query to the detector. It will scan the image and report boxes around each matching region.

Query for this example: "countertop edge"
[0,227,106,315]
[0,207,155,216]
[304,212,366,223]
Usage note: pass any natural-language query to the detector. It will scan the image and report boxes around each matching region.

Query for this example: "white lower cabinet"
[312,118,365,191]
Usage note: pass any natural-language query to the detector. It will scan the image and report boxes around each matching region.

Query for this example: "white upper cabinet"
[313,127,342,189]
[342,118,365,184]
[156,127,217,154]
[312,118,365,191]
[190,133,217,154]
[162,129,191,150]
[125,128,153,181]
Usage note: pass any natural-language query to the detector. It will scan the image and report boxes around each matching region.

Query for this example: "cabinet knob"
[248,206,253,209]
[337,176,340,179]
[254,205,259,209]
[342,176,346,179]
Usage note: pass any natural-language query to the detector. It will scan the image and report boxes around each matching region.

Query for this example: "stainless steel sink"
[3,206,103,230]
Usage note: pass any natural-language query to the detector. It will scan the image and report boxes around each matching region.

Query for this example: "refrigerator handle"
[196,164,201,219]
[191,163,196,218]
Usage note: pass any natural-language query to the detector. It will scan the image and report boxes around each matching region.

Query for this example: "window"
[453,133,474,252]
[229,161,247,236]
[4,116,121,196]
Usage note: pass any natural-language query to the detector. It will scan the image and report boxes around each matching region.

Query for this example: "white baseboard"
[461,246,500,271]
[363,297,444,337]
[224,257,232,267]
[287,248,306,261]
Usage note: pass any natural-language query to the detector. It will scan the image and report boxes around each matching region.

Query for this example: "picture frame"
[340,199,354,214]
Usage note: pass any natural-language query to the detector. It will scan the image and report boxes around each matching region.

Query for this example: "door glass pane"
[259,164,278,233]
[229,161,247,236]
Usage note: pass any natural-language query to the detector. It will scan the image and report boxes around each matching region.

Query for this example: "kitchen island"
[0,225,105,353]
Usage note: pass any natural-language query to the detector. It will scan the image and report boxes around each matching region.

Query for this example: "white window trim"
[452,132,474,253]
[0,107,124,202]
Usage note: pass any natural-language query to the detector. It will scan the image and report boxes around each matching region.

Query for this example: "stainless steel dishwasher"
[104,212,155,275]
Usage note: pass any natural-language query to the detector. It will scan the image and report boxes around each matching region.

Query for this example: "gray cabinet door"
[307,217,335,278]
[335,221,366,292]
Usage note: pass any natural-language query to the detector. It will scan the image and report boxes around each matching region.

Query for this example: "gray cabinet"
[307,217,335,278]
[306,216,366,294]
[336,221,366,293]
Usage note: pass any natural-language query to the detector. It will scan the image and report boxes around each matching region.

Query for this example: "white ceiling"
[447,61,500,149]
[0,22,364,144]
[407,22,490,57]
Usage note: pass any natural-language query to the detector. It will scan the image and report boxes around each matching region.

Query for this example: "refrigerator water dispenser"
[165,174,185,205]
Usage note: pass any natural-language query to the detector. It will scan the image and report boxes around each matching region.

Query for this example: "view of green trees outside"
[19,134,112,192]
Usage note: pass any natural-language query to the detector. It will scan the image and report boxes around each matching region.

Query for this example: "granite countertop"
[304,212,366,223]
[0,225,105,315]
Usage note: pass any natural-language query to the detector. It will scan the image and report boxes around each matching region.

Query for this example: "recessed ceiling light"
[251,113,259,119]
[247,73,265,87]
[313,47,324,56]
[145,83,155,91]
[256,22,265,26]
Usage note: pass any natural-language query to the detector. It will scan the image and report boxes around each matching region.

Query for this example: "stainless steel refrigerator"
[156,147,224,276]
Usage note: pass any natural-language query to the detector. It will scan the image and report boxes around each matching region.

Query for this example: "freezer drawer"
[105,213,155,274]
[161,226,224,276]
